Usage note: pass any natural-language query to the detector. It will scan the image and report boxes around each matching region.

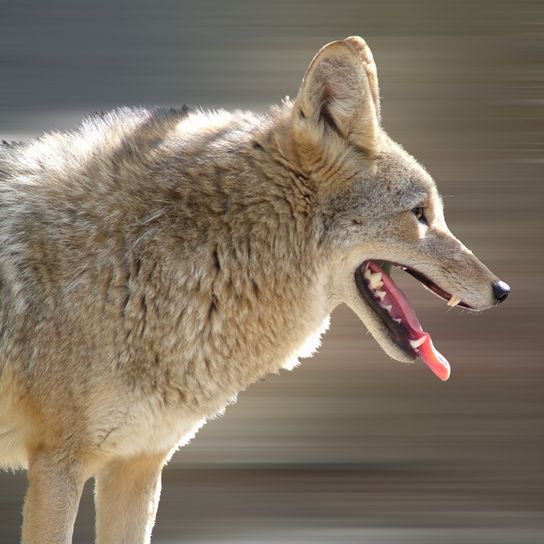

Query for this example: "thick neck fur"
[0,106,330,417]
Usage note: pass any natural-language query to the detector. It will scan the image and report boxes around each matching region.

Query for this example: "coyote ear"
[295,36,381,152]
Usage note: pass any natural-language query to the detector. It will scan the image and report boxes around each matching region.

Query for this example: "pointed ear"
[294,36,381,152]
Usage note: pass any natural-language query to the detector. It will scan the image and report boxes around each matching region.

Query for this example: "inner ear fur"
[295,36,381,153]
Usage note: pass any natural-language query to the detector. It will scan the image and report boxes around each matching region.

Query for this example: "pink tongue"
[367,262,451,381]
[414,333,451,382]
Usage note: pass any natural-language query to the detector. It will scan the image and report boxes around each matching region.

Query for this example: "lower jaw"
[354,261,452,381]
[354,265,416,357]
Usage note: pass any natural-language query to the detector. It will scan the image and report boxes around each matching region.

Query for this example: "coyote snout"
[0,35,509,543]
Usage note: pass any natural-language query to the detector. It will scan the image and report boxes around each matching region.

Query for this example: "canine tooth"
[409,337,426,349]
[368,272,382,289]
[447,295,462,307]
[375,290,386,301]
[384,305,392,313]
[393,318,402,323]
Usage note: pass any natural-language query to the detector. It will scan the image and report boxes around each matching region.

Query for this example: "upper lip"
[401,266,473,309]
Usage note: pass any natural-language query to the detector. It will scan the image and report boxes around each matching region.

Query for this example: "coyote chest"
[83,314,331,460]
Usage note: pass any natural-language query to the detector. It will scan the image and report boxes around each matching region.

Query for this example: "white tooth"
[375,290,386,301]
[447,295,462,307]
[384,305,392,313]
[375,281,384,289]
[369,272,382,289]
[364,269,372,281]
[409,337,426,349]
[393,318,402,323]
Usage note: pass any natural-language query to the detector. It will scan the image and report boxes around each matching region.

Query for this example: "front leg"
[94,452,168,544]
[22,451,88,544]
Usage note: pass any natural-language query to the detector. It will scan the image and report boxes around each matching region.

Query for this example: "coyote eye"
[412,206,427,224]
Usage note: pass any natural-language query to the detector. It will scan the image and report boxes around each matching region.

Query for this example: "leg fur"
[94,452,168,544]
[22,452,88,544]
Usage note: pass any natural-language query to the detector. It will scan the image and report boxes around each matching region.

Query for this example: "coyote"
[0,36,509,543]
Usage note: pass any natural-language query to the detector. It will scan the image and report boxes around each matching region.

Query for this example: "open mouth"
[354,261,473,381]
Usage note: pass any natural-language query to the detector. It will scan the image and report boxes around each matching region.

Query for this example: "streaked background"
[1,1,543,542]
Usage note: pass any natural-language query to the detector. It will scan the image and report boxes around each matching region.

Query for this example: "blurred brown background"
[1,0,543,542]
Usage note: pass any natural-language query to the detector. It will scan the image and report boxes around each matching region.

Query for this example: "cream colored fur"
[0,37,506,543]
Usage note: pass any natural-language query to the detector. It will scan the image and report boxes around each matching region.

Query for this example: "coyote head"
[277,37,510,380]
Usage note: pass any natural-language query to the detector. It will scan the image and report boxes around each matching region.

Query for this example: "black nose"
[492,280,510,303]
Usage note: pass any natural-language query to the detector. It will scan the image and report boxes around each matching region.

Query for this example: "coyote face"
[282,37,510,380]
